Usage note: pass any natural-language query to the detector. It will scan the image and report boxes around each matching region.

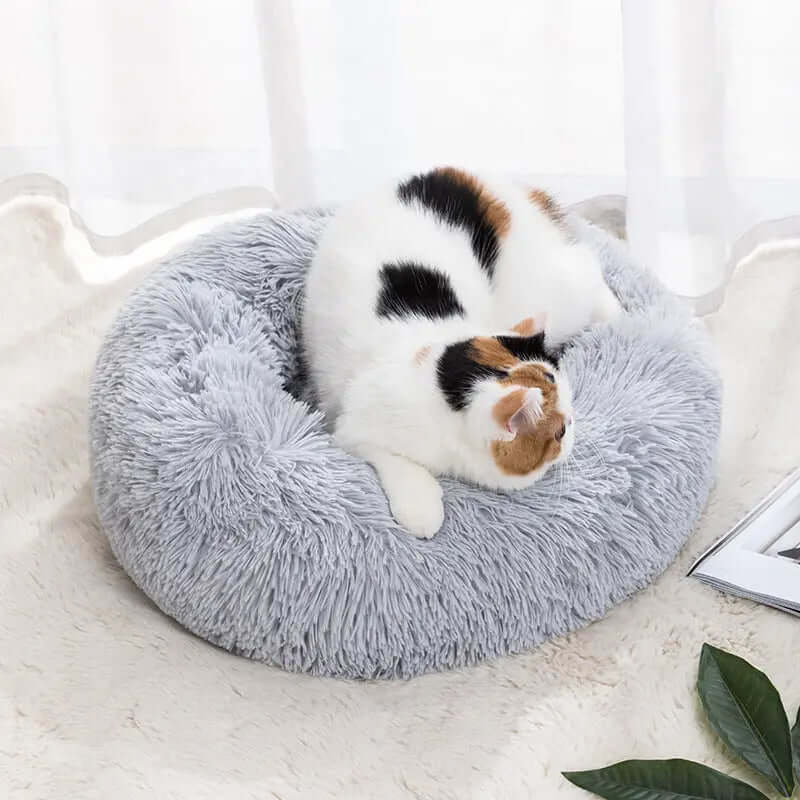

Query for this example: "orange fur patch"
[460,333,566,476]
[528,188,562,224]
[511,317,536,336]
[469,337,519,371]
[499,363,552,390]
[414,345,432,365]
[491,435,562,476]
[492,363,565,476]
[436,167,511,238]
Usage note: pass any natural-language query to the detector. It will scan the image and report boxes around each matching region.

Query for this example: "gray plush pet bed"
[89,210,721,679]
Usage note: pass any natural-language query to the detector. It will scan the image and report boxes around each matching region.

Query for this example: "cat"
[302,167,621,538]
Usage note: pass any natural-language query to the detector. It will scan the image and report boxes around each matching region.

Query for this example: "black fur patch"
[496,333,560,365]
[376,261,465,320]
[397,170,501,279]
[437,339,505,411]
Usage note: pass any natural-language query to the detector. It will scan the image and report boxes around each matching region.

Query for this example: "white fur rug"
[2,201,799,799]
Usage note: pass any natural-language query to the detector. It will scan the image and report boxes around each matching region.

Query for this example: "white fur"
[303,173,620,537]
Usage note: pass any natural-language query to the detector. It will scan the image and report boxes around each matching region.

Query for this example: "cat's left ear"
[512,314,547,337]
[506,387,544,437]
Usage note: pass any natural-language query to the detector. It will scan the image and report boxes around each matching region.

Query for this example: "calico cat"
[302,167,621,538]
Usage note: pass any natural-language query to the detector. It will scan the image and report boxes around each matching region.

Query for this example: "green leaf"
[562,758,768,799]
[792,706,800,781]
[697,643,794,797]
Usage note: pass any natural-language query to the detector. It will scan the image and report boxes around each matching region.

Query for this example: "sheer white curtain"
[1,0,799,309]
[0,1,625,245]
[623,0,800,312]
[0,0,277,252]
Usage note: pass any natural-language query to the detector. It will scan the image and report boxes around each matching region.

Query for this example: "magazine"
[688,467,800,615]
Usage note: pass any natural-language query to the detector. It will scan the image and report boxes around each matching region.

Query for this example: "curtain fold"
[2,0,799,309]
[0,0,277,236]
[622,0,800,311]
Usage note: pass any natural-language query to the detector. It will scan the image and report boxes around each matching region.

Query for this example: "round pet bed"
[89,210,721,679]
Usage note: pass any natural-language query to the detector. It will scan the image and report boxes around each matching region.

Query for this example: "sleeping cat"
[302,167,621,538]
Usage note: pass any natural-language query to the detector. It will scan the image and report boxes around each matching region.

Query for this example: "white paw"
[391,492,444,539]
[384,464,444,539]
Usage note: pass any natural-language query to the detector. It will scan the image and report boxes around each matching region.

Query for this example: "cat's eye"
[544,371,555,383]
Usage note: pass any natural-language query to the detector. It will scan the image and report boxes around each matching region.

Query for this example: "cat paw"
[346,442,446,539]
[385,466,444,539]
[391,492,444,538]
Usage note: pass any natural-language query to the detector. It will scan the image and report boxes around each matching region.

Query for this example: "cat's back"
[303,175,492,414]
[302,167,611,416]
[307,177,490,314]
[305,168,532,343]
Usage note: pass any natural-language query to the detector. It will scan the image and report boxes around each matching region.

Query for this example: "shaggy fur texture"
[88,210,721,680]
[5,200,800,800]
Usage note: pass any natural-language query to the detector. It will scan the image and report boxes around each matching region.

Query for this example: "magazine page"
[689,467,800,611]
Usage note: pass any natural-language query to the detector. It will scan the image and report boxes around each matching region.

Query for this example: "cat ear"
[506,389,542,436]
[512,314,547,337]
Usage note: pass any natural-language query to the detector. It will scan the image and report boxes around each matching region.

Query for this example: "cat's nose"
[555,423,567,442]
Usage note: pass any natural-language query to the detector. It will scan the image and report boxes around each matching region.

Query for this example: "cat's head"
[436,317,574,479]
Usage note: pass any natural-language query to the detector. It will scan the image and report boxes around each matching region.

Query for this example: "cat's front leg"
[338,438,444,539]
